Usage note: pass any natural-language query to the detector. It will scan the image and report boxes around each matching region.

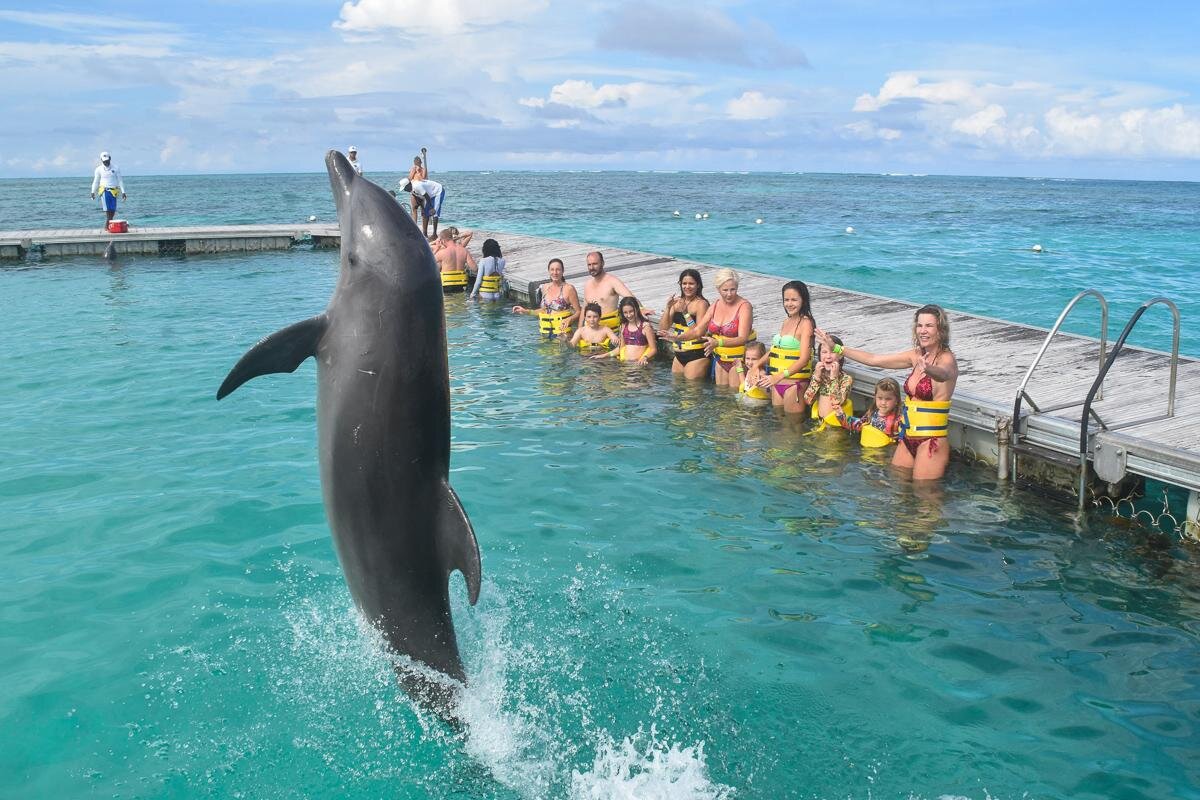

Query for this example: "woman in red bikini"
[815,305,958,480]
[686,268,754,388]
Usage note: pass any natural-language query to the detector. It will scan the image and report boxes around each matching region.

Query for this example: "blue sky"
[2,1,1198,179]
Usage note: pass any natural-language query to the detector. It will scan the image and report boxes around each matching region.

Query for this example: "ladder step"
[1011,440,1082,469]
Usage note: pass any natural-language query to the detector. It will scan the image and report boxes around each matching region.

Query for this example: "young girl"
[596,297,657,365]
[803,335,853,425]
[569,303,619,353]
[762,280,815,414]
[835,378,902,447]
[470,238,505,301]
[737,341,770,406]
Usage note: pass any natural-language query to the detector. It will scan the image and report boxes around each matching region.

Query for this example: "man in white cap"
[90,152,126,228]
[347,146,362,176]
[404,176,445,238]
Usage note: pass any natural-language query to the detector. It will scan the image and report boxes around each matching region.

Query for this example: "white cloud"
[844,121,901,141]
[1044,104,1200,158]
[335,0,548,35]
[726,91,785,120]
[952,104,1007,137]
[547,79,697,111]
[518,96,545,108]
[854,73,984,112]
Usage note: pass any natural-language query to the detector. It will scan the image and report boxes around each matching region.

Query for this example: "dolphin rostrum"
[217,150,481,715]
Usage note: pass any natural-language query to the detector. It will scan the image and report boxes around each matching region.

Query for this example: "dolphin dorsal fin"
[438,480,482,605]
[216,315,327,400]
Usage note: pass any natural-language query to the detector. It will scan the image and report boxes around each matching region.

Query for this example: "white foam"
[570,728,733,800]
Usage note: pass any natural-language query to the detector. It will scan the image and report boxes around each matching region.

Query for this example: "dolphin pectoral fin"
[216,315,326,400]
[439,480,482,605]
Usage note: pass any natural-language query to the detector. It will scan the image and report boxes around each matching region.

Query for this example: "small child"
[737,341,770,406]
[803,335,853,424]
[570,303,619,353]
[836,377,902,447]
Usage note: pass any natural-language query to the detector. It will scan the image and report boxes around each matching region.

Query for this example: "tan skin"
[582,253,635,318]
[684,280,753,387]
[594,304,657,365]
[512,260,582,334]
[815,312,959,480]
[806,348,852,418]
[753,287,814,414]
[657,275,710,380]
[568,308,620,350]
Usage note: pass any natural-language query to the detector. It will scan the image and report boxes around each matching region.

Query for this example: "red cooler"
[107,220,128,233]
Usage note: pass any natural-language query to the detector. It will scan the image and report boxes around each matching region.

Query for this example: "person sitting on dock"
[469,238,505,301]
[90,152,126,228]
[657,268,710,380]
[688,268,754,388]
[582,251,635,331]
[815,304,959,480]
[569,303,619,353]
[512,257,581,337]
[347,146,362,176]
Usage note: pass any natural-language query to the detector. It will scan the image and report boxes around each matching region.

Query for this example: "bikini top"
[905,370,934,400]
[772,317,808,350]
[622,323,649,346]
[542,283,572,312]
[708,303,744,337]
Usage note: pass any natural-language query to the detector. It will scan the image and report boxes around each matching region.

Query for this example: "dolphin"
[103,242,118,261]
[217,150,481,716]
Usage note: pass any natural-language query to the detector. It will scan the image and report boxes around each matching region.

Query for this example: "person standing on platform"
[347,146,363,175]
[90,152,126,228]
[407,177,445,238]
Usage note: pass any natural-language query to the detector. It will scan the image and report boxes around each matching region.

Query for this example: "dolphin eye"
[347,253,358,268]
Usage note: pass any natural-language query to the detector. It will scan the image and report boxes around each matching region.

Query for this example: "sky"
[1,1,1198,180]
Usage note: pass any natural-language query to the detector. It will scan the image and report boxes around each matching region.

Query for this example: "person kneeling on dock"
[582,251,636,331]
[815,304,959,480]
[512,257,581,337]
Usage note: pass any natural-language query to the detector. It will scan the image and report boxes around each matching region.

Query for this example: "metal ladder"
[1006,290,1109,481]
[1075,298,1181,509]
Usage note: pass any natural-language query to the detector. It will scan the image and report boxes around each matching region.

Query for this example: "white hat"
[100,151,110,159]
[347,146,357,154]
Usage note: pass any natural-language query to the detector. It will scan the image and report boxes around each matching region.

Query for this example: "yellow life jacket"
[860,424,896,448]
[766,346,812,380]
[902,399,951,438]
[599,310,620,330]
[811,396,854,423]
[713,330,757,362]
[672,323,705,352]
[740,382,770,401]
[538,309,574,337]
[479,273,503,293]
[579,336,612,352]
[440,270,467,290]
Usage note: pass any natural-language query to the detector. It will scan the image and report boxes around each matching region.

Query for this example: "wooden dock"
[0,224,340,259]
[3,222,1196,533]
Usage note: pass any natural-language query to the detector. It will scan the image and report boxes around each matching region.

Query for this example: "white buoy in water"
[1032,243,1043,253]
[695,213,703,220]
[308,215,317,222]
[755,218,764,225]
[702,212,709,219]
[672,210,681,217]
[845,226,855,234]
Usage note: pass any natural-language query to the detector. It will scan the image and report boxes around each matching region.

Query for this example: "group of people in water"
[441,246,959,481]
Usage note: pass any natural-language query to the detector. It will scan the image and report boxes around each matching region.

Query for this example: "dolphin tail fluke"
[439,480,482,605]
[216,315,326,400]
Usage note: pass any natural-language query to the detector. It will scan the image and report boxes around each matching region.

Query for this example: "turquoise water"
[3,241,1200,798]
[2,171,1197,354]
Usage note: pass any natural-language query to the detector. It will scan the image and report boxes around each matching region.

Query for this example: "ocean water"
[1,171,1197,355]
[2,174,1200,799]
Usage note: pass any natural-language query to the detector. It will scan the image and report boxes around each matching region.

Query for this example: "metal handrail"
[1006,290,1107,481]
[1076,297,1180,509]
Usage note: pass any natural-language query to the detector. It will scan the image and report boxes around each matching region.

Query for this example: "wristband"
[716,335,724,347]
[833,343,843,355]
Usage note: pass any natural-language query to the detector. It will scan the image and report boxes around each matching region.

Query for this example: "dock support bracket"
[1187,491,1200,542]
[995,416,1012,482]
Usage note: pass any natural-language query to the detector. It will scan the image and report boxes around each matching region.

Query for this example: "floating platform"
[3,223,1195,533]
[0,223,340,259]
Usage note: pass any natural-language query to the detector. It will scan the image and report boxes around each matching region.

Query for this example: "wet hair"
[866,377,902,419]
[745,341,767,359]
[817,334,844,364]
[587,251,605,267]
[547,258,564,272]
[583,302,602,318]
[713,268,739,291]
[678,268,704,298]
[781,280,812,321]
[912,304,951,350]
[481,238,502,259]
[619,296,646,326]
